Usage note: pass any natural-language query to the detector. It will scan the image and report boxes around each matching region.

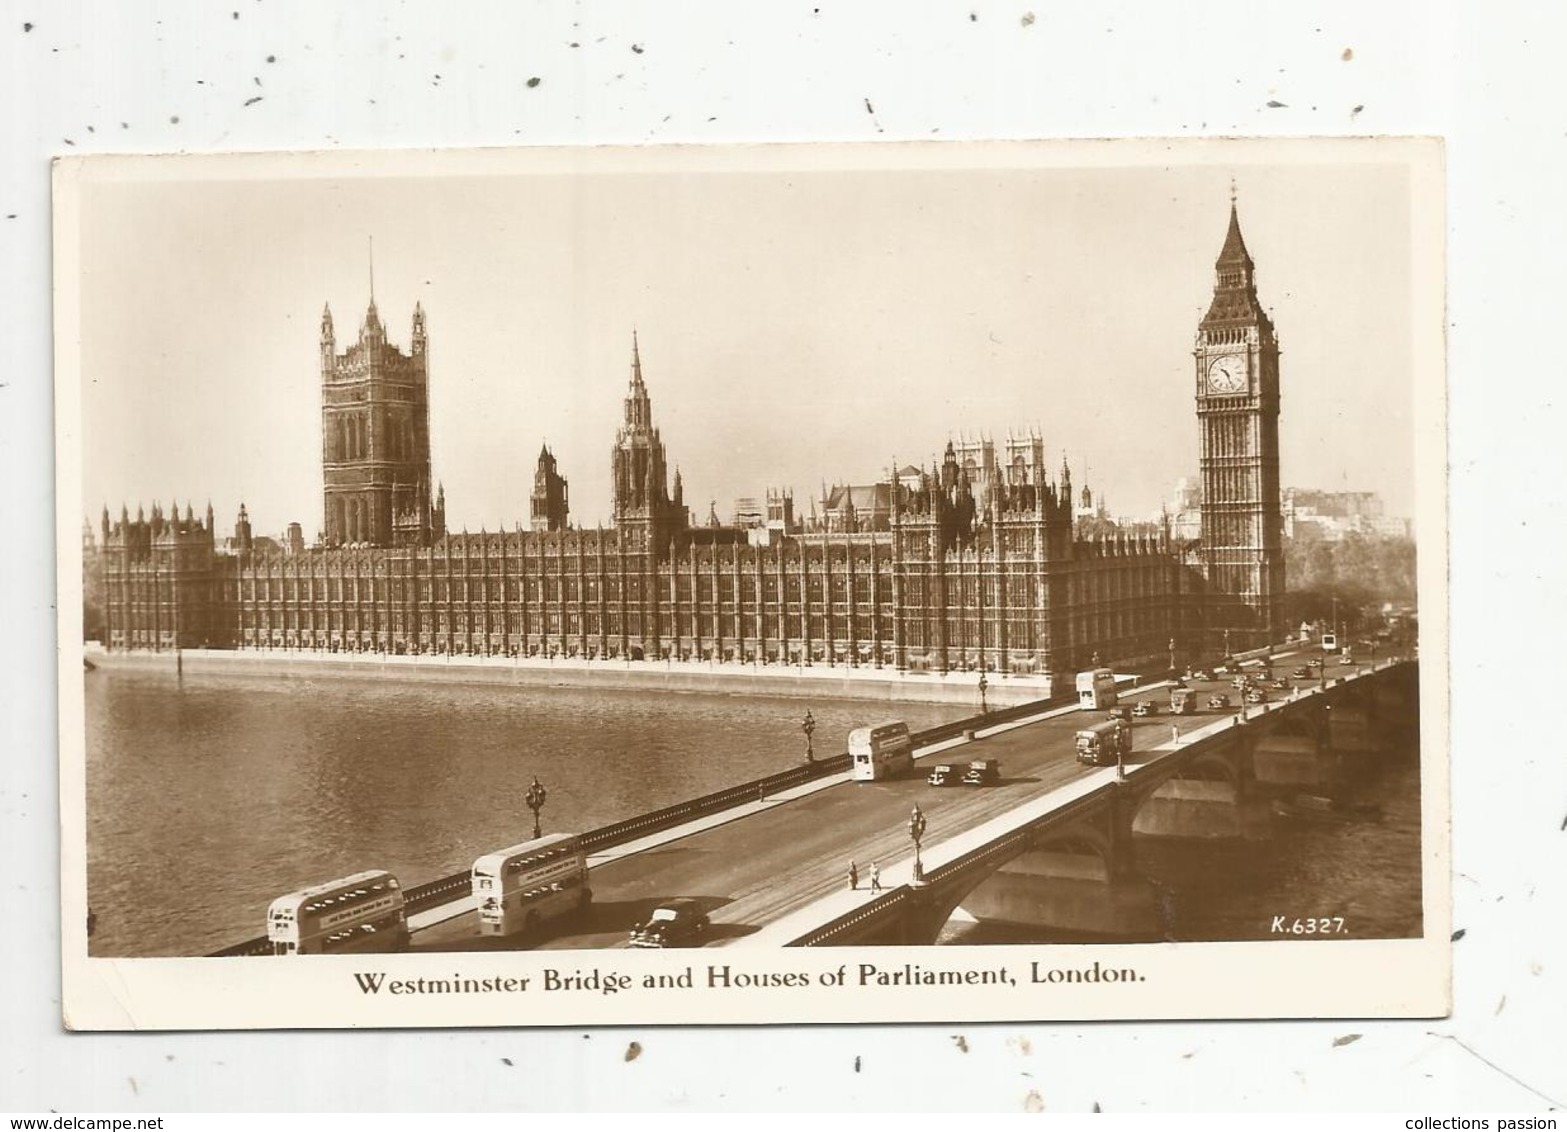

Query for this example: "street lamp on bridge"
[525,776,548,841]
[801,709,816,762]
[977,672,989,715]
[908,804,928,885]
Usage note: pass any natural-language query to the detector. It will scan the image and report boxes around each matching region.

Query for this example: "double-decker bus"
[266,869,409,956]
[1076,668,1118,710]
[472,833,592,937]
[849,719,914,781]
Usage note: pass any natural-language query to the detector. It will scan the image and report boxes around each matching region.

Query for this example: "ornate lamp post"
[525,776,548,841]
[908,803,928,885]
[977,672,989,715]
[1168,637,1178,676]
[1223,627,1232,661]
[801,709,816,762]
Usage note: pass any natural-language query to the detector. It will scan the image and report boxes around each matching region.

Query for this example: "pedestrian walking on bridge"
[868,861,882,893]
[847,861,859,891]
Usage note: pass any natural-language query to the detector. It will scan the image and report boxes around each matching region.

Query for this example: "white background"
[3,0,1563,1113]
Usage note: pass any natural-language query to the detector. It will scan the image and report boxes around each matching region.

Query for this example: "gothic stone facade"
[99,201,1283,677]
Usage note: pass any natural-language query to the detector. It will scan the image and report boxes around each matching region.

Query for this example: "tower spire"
[630,328,644,388]
[1216,195,1252,269]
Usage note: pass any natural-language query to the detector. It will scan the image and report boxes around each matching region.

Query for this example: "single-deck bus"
[1321,631,1338,653]
[266,869,409,956]
[1076,668,1118,710]
[473,833,592,937]
[1075,719,1132,767]
[849,720,914,781]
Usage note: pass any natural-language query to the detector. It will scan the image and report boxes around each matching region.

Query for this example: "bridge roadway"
[410,641,1342,952]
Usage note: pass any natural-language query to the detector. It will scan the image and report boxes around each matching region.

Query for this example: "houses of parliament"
[94,200,1287,682]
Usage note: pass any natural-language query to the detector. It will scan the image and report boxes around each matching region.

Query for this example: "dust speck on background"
[501,1057,513,1066]
[527,76,541,88]
[1332,1033,1362,1048]
[127,1077,138,1095]
[631,43,644,54]
[1351,104,1364,117]
[1266,99,1287,108]
[1342,47,1354,61]
[952,1035,969,1053]
[23,21,34,32]
[624,1041,642,1062]
[1020,11,1035,27]
[1023,1090,1044,1112]
[853,1055,861,1073]
[1007,1035,1032,1056]
[1452,928,1467,941]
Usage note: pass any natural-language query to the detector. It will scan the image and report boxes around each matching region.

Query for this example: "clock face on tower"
[1206,354,1248,395]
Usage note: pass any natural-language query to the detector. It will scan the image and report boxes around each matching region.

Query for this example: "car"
[1291,666,1311,678]
[927,764,963,787]
[628,899,710,948]
[1339,654,1355,665]
[1132,700,1157,717]
[1107,706,1133,723]
[961,758,1001,786]
[1206,693,1231,710]
[1268,678,1290,691]
[1245,688,1267,704]
[1192,669,1213,681]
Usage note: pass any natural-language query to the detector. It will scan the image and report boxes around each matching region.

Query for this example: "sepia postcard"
[55,138,1449,1030]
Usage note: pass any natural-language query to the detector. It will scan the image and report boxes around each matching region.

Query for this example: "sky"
[71,144,1426,540]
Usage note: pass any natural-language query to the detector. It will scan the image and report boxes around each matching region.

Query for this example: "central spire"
[630,328,645,389]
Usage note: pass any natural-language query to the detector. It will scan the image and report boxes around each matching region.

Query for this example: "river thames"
[84,667,1422,956]
[85,668,968,956]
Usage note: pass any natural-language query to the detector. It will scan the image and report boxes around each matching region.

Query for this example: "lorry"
[1170,686,1198,715]
[1075,719,1132,768]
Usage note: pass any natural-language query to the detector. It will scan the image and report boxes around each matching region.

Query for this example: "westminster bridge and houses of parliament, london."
[93,200,1288,685]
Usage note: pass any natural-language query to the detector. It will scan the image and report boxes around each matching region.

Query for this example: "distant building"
[1283,489,1409,541]
[731,497,765,529]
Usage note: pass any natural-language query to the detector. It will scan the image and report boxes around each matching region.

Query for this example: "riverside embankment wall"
[85,646,1060,707]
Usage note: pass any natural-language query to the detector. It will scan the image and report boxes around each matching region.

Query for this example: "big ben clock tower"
[1194,195,1285,651]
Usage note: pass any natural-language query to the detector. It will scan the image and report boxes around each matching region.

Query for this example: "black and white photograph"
[55,138,1447,1030]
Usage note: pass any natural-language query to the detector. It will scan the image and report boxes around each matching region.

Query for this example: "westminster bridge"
[210,650,1418,955]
